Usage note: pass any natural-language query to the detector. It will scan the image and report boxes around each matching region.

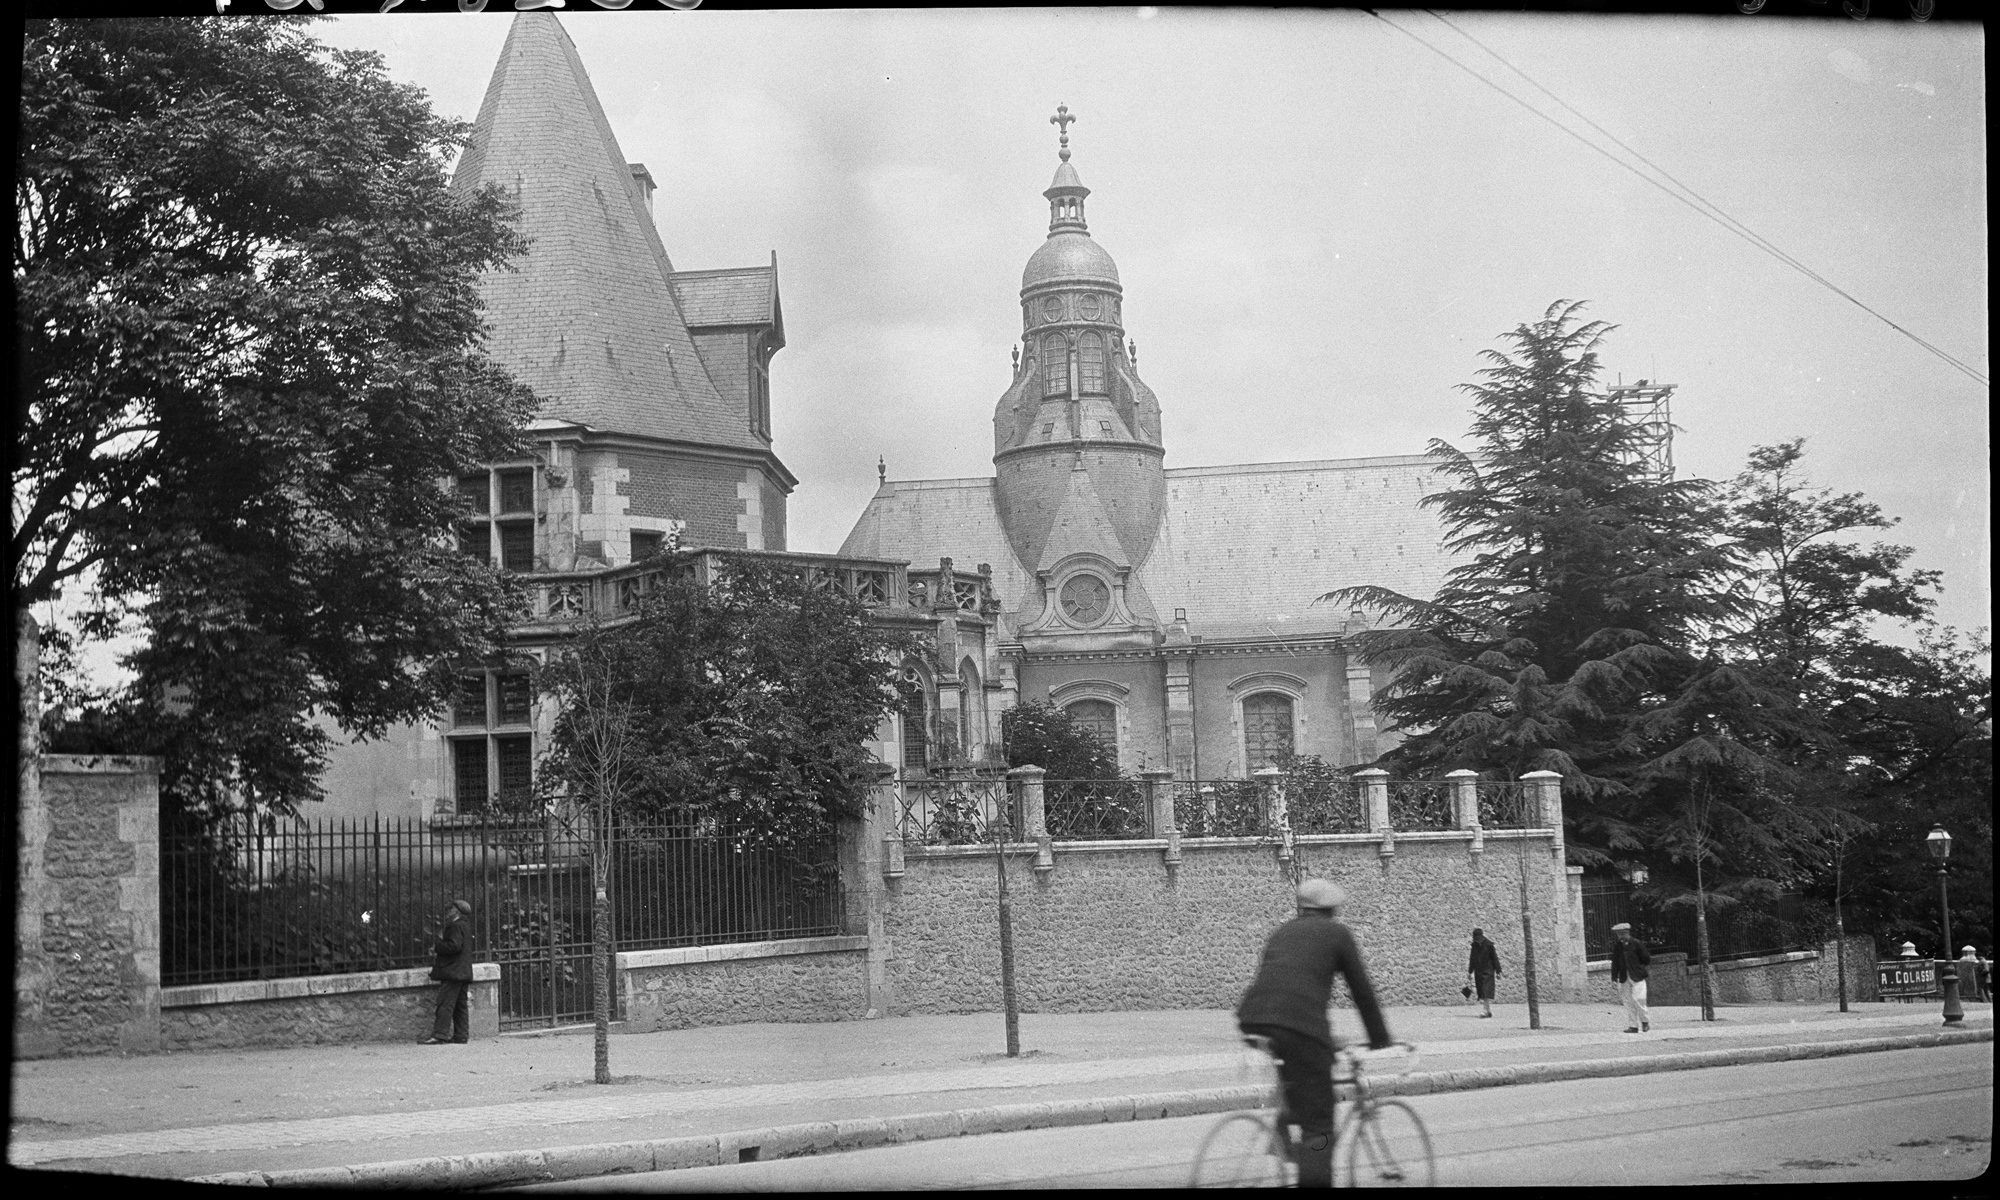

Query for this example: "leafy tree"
[1706,441,1985,958]
[536,554,920,852]
[1827,627,1993,956]
[1000,700,1120,781]
[17,17,537,825]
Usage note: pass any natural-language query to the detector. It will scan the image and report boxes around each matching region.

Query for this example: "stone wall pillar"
[16,610,56,1058]
[1446,769,1479,829]
[1356,768,1391,833]
[1522,770,1565,860]
[22,755,164,1057]
[1140,769,1175,838]
[1008,765,1052,873]
[845,762,899,1018]
[1254,765,1285,828]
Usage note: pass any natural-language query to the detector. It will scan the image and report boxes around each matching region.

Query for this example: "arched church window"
[1066,699,1117,751]
[1079,334,1105,394]
[1042,336,1068,397]
[1242,693,1295,770]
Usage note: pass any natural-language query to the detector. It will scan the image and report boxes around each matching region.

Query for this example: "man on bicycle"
[1237,878,1393,1189]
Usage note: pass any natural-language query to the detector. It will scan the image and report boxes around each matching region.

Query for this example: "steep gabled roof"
[452,13,768,454]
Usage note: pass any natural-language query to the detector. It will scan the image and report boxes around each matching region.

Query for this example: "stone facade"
[16,756,163,1058]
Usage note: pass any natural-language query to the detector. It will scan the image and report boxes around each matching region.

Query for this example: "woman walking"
[1466,928,1502,1018]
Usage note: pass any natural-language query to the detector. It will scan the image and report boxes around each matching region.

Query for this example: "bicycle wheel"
[1188,1111,1289,1188]
[1344,1099,1435,1187]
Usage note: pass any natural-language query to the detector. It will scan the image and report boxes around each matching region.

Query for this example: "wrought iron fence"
[161,815,842,1029]
[1476,780,1530,828]
[895,777,1015,846]
[1171,780,1266,837]
[1287,775,1365,834]
[1386,780,1452,831]
[160,816,522,989]
[1580,878,1633,959]
[1042,779,1150,840]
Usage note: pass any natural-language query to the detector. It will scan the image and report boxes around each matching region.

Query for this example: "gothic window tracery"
[898,668,929,770]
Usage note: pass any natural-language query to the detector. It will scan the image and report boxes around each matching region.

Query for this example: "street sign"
[1876,959,1938,999]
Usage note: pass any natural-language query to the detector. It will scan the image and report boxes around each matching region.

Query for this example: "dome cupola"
[1022,104,1119,289]
[993,105,1165,589]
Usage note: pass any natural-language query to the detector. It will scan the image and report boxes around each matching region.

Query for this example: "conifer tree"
[1324,300,1740,871]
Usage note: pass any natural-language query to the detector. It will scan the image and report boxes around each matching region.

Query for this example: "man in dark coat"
[1610,921,1651,1033]
[1466,928,1502,1018]
[426,899,474,1044]
[1237,879,1394,1190]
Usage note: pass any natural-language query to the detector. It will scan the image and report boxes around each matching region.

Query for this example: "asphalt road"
[520,1042,1992,1190]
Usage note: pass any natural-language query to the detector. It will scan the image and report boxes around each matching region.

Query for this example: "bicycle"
[1188,1037,1434,1188]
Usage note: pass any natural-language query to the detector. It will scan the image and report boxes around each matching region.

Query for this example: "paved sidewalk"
[10,1000,1990,1183]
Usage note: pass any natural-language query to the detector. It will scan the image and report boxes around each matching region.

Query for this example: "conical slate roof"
[453,14,765,452]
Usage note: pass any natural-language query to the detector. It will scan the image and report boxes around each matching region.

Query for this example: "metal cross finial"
[1050,104,1076,161]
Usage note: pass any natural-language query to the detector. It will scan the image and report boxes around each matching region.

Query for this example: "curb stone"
[187,1027,1994,1188]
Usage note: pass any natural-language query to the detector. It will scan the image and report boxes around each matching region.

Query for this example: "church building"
[840,110,1460,781]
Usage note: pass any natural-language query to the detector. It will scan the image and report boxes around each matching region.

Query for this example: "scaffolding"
[1603,380,1676,482]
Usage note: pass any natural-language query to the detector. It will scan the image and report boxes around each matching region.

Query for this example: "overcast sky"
[315,9,1988,641]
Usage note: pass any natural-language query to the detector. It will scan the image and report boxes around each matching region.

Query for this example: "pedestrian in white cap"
[1610,923,1650,1033]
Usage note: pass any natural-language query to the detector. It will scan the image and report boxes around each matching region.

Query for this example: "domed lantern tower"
[993,106,1166,635]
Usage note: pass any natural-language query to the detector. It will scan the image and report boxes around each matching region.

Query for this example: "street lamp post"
[1926,825,1964,1026]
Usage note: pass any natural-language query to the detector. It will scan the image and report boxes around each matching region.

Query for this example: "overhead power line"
[1364,9,1988,389]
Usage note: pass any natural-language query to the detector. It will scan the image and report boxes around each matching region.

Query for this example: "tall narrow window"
[498,522,534,572]
[899,674,928,770]
[452,675,487,728]
[449,668,535,814]
[495,736,533,808]
[1042,335,1068,397]
[497,673,532,725]
[497,469,534,514]
[1079,333,1105,394]
[1243,693,1296,770]
[1066,699,1117,751]
[453,740,488,813]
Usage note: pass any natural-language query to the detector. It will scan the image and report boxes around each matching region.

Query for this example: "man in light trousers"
[1610,922,1650,1033]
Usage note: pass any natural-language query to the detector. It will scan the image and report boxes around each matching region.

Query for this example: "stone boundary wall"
[16,755,163,1058]
[876,829,1585,1016]
[617,936,871,1032]
[1586,936,1881,1007]
[160,964,502,1051]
